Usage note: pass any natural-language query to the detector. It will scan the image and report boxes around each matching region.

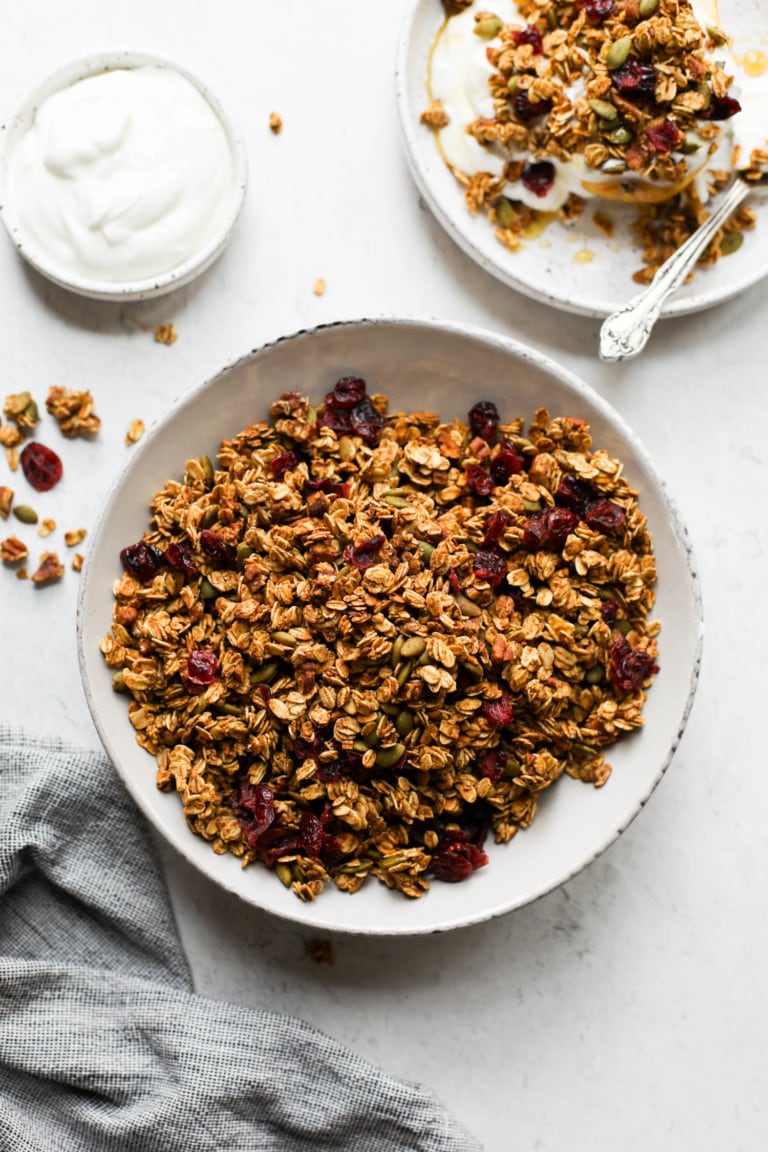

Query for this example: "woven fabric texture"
[0,729,480,1152]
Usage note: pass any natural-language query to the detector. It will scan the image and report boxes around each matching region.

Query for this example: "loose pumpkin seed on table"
[101,377,659,902]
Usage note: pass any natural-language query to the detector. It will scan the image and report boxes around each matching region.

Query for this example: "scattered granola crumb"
[31,551,65,585]
[593,211,615,239]
[64,528,87,547]
[46,386,101,438]
[38,518,56,538]
[304,938,335,966]
[5,446,19,472]
[1,535,28,564]
[420,99,450,129]
[269,111,283,134]
[0,425,23,450]
[16,566,28,580]
[154,324,178,346]
[0,487,13,520]
[72,552,85,573]
[3,392,39,432]
[125,419,146,446]
[312,277,327,296]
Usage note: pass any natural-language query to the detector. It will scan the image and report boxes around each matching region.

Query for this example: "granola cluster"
[102,380,660,902]
[431,0,758,281]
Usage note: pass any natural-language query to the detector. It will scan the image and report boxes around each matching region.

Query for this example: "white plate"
[78,318,702,935]
[396,0,768,318]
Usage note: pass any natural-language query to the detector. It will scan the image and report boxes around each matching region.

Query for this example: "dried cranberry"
[20,442,63,492]
[468,401,500,442]
[476,749,507,783]
[601,600,620,627]
[510,24,543,52]
[199,530,236,568]
[449,569,462,597]
[585,499,626,535]
[522,507,578,550]
[317,760,342,783]
[317,406,352,434]
[349,397,386,445]
[513,90,553,122]
[646,120,681,153]
[306,477,351,499]
[698,92,742,121]
[506,584,525,613]
[120,540,164,583]
[337,747,375,783]
[482,510,510,546]
[270,450,302,478]
[491,439,525,484]
[576,0,615,23]
[521,160,556,198]
[326,377,367,409]
[473,548,508,587]
[293,733,325,762]
[481,690,514,728]
[609,636,659,692]
[556,474,594,517]
[165,542,199,578]
[319,832,345,868]
[297,812,323,858]
[234,779,275,827]
[185,649,218,690]
[611,57,657,98]
[343,534,385,570]
[430,841,488,883]
[465,463,495,497]
[256,825,300,866]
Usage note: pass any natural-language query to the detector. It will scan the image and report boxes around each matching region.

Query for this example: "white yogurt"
[5,65,238,284]
[429,0,756,212]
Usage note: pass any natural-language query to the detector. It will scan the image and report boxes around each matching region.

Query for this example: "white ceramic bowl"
[0,52,247,301]
[78,318,702,935]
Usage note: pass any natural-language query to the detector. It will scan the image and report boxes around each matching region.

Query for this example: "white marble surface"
[2,4,767,1150]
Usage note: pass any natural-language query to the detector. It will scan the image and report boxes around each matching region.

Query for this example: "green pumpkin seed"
[522,498,541,512]
[417,540,435,563]
[200,577,217,599]
[112,670,126,693]
[697,83,712,111]
[353,738,371,753]
[200,505,219,529]
[381,702,401,717]
[401,636,426,659]
[585,666,605,685]
[236,543,254,568]
[588,98,618,122]
[306,405,318,426]
[706,24,728,46]
[375,744,406,769]
[271,630,298,647]
[338,436,356,461]
[720,230,744,256]
[13,504,38,524]
[573,741,595,756]
[474,16,502,39]
[546,9,557,30]
[616,619,633,636]
[251,660,279,685]
[219,703,245,717]
[383,493,408,508]
[395,710,414,737]
[200,454,214,484]
[390,635,405,667]
[24,399,39,423]
[496,197,517,228]
[505,756,521,773]
[506,75,520,96]
[607,126,633,145]
[275,862,293,887]
[396,660,412,686]
[638,0,659,16]
[606,35,633,70]
[678,136,702,155]
[456,593,482,618]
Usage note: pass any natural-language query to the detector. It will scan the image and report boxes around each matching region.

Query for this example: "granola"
[428,0,758,281]
[102,380,659,901]
[45,386,101,437]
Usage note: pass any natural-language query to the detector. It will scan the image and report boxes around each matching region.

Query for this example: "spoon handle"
[599,178,750,363]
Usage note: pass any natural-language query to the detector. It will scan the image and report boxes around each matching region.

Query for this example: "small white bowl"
[78,318,703,935]
[0,52,247,301]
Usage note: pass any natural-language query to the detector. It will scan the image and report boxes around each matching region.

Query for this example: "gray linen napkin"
[0,728,480,1152]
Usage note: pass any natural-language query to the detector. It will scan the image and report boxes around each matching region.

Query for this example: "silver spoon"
[599,175,756,362]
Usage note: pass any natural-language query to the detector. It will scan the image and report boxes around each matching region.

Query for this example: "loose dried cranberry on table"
[185,649,218,690]
[521,160,556,198]
[430,840,488,883]
[343,533,385,570]
[698,92,742,121]
[20,442,63,492]
[465,463,495,497]
[468,400,500,442]
[476,748,507,783]
[609,636,659,692]
[199,529,236,568]
[473,548,508,587]
[576,0,615,23]
[325,377,367,409]
[120,540,164,583]
[491,438,524,484]
[611,57,657,98]
[585,499,626,535]
[165,542,199,578]
[482,509,510,546]
[510,25,543,52]
[512,90,553,121]
[481,689,514,728]
[646,120,681,153]
[522,507,578,550]
[270,450,302,478]
[349,396,386,444]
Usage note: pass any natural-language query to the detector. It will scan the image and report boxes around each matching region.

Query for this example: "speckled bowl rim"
[0,51,248,301]
[77,316,703,936]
